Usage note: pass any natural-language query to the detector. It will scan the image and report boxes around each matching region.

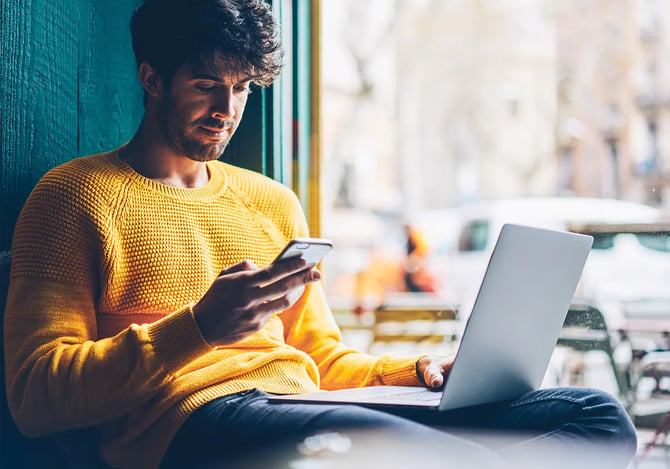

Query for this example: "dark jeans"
[160,387,637,469]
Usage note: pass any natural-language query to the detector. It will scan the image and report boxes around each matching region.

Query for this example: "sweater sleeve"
[275,192,423,390]
[281,282,423,390]
[4,172,213,438]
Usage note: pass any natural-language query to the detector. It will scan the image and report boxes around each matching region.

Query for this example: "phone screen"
[273,238,332,269]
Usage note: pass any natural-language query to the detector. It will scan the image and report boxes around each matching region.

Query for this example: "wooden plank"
[375,308,458,323]
[372,335,448,344]
[77,0,143,156]
[1,0,79,251]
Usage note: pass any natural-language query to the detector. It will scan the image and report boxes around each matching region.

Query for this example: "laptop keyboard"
[371,389,442,404]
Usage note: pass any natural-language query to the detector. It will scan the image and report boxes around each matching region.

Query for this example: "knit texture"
[4,148,423,469]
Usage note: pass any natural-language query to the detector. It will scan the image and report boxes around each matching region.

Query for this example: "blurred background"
[318,3,670,463]
[319,0,670,317]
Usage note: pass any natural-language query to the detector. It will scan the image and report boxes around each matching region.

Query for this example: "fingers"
[220,255,312,289]
[274,269,320,296]
[254,294,300,317]
[423,364,445,389]
[246,269,321,309]
[245,286,311,329]
[284,285,306,307]
[246,256,308,287]
[417,356,454,389]
[218,259,258,276]
[212,259,320,310]
[197,258,321,347]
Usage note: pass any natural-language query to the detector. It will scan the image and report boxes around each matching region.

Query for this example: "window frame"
[223,0,321,236]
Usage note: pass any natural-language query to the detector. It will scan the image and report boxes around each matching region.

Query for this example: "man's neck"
[119,121,210,189]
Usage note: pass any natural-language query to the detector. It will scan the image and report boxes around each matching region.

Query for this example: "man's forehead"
[187,55,252,82]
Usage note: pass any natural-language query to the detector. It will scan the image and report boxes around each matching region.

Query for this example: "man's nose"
[211,89,235,119]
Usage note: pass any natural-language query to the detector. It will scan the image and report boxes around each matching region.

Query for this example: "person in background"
[404,224,437,293]
[4,0,637,468]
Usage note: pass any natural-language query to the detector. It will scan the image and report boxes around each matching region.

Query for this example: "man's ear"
[137,62,164,98]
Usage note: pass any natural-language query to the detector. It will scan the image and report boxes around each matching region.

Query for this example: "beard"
[157,95,235,162]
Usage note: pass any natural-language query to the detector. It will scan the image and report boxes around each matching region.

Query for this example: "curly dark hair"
[131,0,283,87]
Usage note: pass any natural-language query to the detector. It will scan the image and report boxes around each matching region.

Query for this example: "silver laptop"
[268,224,593,411]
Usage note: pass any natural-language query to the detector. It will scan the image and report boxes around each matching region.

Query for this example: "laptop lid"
[438,223,593,410]
[267,224,593,411]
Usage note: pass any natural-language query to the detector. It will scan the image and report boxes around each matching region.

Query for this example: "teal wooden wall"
[0,0,281,252]
[1,2,310,465]
[1,0,144,251]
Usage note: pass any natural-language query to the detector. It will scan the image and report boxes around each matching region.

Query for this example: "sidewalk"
[631,428,670,469]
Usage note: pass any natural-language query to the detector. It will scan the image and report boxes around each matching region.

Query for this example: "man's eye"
[235,86,252,94]
[196,85,215,93]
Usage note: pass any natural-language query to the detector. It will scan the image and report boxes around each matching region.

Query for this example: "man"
[4,0,637,468]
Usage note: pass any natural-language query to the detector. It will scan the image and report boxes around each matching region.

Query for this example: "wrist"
[415,355,428,384]
[192,303,213,345]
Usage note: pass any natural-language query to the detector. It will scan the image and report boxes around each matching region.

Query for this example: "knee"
[511,387,637,468]
[315,406,427,435]
[574,388,637,453]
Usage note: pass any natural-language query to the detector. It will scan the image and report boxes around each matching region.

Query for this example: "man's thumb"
[218,259,258,276]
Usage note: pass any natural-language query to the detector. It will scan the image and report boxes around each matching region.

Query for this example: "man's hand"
[416,355,454,389]
[193,258,320,347]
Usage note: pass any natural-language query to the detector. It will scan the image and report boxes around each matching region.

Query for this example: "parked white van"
[422,197,670,329]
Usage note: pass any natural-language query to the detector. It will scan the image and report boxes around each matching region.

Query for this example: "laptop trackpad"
[267,386,442,407]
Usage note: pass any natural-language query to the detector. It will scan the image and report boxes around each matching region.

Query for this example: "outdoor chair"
[556,303,633,409]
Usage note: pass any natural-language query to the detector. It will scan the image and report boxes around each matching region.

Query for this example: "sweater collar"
[107,147,229,201]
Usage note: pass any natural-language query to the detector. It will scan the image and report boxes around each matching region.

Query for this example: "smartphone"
[272,237,333,270]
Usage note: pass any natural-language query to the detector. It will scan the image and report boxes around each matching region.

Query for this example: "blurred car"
[418,197,670,329]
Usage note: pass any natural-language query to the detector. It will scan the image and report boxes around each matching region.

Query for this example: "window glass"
[318,0,670,366]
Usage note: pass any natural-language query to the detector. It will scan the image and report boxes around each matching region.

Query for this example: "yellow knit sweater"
[4,149,422,469]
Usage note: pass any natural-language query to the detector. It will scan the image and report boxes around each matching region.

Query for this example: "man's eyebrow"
[191,73,221,81]
[190,73,253,83]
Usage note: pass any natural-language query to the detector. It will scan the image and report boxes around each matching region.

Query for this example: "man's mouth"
[198,125,231,139]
